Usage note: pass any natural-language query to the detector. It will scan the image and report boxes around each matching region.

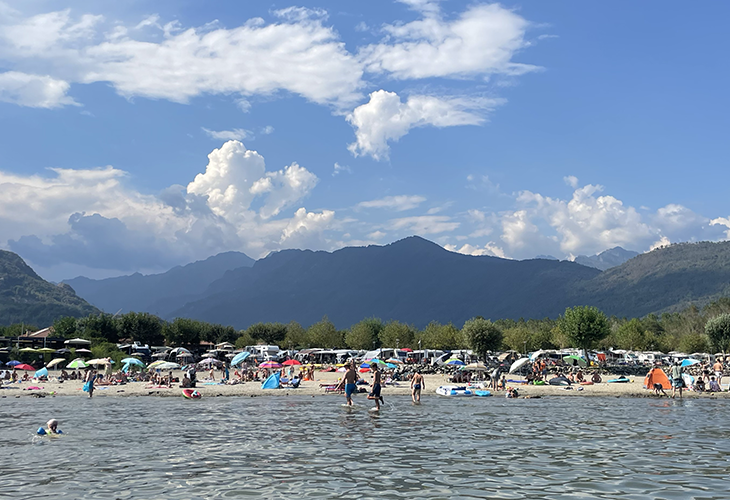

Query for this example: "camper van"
[361,348,410,362]
[244,345,281,362]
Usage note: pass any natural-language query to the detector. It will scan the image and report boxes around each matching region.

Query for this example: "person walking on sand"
[368,363,384,411]
[342,362,358,406]
[411,371,424,403]
[671,361,685,399]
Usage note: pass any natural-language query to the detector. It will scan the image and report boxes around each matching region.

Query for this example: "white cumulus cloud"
[0,71,77,108]
[348,89,500,160]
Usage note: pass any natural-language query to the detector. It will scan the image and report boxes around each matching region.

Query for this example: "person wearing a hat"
[37,419,63,435]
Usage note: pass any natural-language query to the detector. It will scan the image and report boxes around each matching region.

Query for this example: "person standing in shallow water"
[411,371,424,403]
[368,363,383,411]
[83,368,96,398]
[342,362,358,406]
[671,361,684,399]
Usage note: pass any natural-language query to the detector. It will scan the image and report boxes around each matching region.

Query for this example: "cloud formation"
[348,90,500,160]
[1,141,332,277]
[357,194,426,211]
[0,3,535,156]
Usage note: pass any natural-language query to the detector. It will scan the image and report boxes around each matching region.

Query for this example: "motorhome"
[244,345,281,362]
[362,348,410,362]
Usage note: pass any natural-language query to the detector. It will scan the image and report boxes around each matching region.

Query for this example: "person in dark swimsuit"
[411,371,424,403]
[368,364,383,410]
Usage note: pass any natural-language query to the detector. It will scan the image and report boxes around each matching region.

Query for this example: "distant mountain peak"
[574,246,639,271]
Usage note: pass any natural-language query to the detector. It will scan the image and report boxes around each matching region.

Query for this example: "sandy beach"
[3,370,729,399]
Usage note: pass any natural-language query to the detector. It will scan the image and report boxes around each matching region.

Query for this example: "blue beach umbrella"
[7,360,21,367]
[231,351,251,366]
[445,358,465,366]
[681,358,700,367]
[121,358,145,368]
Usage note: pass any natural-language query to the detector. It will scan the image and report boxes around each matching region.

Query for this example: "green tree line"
[6,298,730,361]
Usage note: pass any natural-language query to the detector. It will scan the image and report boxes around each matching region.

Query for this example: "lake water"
[1,394,729,499]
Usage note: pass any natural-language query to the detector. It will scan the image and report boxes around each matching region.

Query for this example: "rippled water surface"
[2,394,730,499]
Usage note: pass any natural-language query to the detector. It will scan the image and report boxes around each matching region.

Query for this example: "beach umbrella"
[37,348,56,354]
[47,358,66,368]
[445,358,465,366]
[156,362,181,370]
[367,358,388,366]
[7,360,21,366]
[87,358,113,366]
[14,363,35,371]
[359,367,371,373]
[529,350,545,362]
[19,347,38,352]
[509,358,530,374]
[170,347,192,355]
[201,352,218,358]
[75,348,92,355]
[562,355,587,367]
[64,338,91,346]
[147,360,166,369]
[121,358,145,367]
[231,351,251,366]
[259,361,282,369]
[282,359,301,366]
[462,362,488,371]
[386,363,397,369]
[197,358,223,368]
[386,358,404,364]
[681,358,700,367]
[67,358,89,369]
[54,348,72,355]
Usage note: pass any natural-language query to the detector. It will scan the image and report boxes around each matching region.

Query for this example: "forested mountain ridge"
[0,250,98,326]
[573,241,730,317]
[63,251,254,317]
[172,236,601,329]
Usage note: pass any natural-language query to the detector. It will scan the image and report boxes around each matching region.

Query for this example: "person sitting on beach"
[22,372,30,381]
[37,419,63,435]
[694,378,705,392]
[708,376,721,392]
[591,372,602,383]
[506,387,519,398]
[575,370,584,383]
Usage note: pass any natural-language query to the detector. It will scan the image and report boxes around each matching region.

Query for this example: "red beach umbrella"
[282,359,301,366]
[14,363,36,371]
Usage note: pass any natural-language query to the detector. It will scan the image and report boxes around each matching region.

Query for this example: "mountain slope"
[0,250,98,326]
[171,236,601,329]
[574,247,639,271]
[64,251,254,316]
[574,241,730,317]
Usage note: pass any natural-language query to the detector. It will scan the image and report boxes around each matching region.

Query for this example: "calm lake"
[1,394,729,499]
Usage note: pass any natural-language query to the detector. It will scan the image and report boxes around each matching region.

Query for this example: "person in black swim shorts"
[368,364,383,410]
[411,371,424,403]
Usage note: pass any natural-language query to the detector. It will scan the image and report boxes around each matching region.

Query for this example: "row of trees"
[6,299,730,360]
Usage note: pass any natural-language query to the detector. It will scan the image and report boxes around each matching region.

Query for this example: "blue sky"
[0,0,728,281]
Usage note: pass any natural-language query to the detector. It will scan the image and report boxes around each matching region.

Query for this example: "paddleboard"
[607,378,629,383]
[474,390,492,397]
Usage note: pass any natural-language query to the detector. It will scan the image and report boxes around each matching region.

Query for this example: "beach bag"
[83,381,92,392]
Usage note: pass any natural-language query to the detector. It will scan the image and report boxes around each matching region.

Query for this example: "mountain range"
[64,251,254,317]
[4,237,730,329]
[0,250,98,326]
[574,247,639,271]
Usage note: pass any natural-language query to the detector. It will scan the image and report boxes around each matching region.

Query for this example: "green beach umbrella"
[562,355,587,367]
[67,358,89,369]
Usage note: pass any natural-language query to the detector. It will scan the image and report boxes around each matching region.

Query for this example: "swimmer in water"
[37,419,63,435]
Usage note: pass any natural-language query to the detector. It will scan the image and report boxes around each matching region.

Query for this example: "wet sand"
[3,370,728,399]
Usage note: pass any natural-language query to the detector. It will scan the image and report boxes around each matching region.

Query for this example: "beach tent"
[261,372,280,390]
[643,367,671,390]
[34,367,48,378]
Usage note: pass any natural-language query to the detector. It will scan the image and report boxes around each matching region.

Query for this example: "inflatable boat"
[436,385,473,397]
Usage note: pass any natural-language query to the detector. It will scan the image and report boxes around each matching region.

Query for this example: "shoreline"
[4,371,729,399]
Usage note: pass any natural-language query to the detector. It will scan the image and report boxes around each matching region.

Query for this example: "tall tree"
[283,321,307,349]
[420,321,465,350]
[463,317,502,360]
[346,318,383,350]
[379,320,415,349]
[52,316,77,338]
[558,306,610,355]
[306,316,344,348]
[705,313,730,352]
